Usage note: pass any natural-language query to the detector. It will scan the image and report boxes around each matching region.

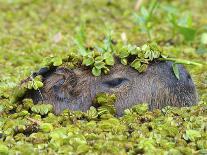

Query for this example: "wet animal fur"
[27,61,198,116]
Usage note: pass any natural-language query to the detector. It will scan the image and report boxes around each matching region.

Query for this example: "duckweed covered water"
[0,0,207,154]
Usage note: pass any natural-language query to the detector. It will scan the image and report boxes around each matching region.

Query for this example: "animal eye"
[53,79,65,92]
[102,78,129,88]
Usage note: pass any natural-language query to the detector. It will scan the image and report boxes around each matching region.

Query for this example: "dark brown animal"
[27,60,198,116]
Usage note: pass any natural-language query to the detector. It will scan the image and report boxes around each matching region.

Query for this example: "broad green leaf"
[177,26,196,42]
[93,93,116,106]
[77,144,90,154]
[144,49,160,60]
[52,57,63,66]
[40,123,54,133]
[85,107,98,120]
[103,52,112,59]
[103,66,110,74]
[172,63,180,80]
[92,67,101,76]
[121,58,128,65]
[144,50,154,60]
[132,103,148,115]
[34,80,43,90]
[82,57,94,66]
[105,57,114,66]
[95,56,104,62]
[103,52,114,65]
[130,46,140,55]
[183,130,201,142]
[98,105,116,115]
[42,57,53,66]
[138,64,148,73]
[130,59,141,70]
[119,49,130,58]
[31,104,53,115]
[128,44,137,55]
[141,44,150,52]
[94,61,105,69]
[152,50,160,59]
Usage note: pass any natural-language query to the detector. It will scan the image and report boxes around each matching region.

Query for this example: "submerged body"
[28,61,198,116]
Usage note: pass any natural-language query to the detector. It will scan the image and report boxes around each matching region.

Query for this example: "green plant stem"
[159,57,203,67]
[148,0,159,20]
[147,29,151,41]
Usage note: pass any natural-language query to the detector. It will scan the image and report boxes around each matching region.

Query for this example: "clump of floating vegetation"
[0,0,207,154]
[0,97,207,154]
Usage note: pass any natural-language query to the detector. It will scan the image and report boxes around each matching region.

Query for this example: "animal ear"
[43,68,77,91]
[64,68,77,87]
[43,73,65,91]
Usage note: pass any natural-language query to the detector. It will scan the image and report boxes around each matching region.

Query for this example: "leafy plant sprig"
[12,74,44,103]
[116,42,202,79]
[27,75,44,90]
[168,13,196,42]
[134,0,159,40]
[116,42,162,73]
[31,104,53,115]
[74,22,87,56]
[92,93,117,115]
[82,51,114,76]
[42,56,63,67]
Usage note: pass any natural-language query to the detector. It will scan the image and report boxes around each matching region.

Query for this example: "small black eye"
[53,79,65,92]
[102,78,129,88]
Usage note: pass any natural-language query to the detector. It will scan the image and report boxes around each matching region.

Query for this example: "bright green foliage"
[172,63,180,80]
[74,23,87,56]
[1,98,207,154]
[31,104,53,115]
[103,52,114,65]
[85,107,98,120]
[134,0,159,40]
[12,76,43,103]
[43,56,63,67]
[183,130,202,142]
[131,103,148,115]
[0,0,206,154]
[169,14,196,42]
[93,93,117,115]
[27,78,43,90]
[82,50,114,76]
[23,76,43,91]
[79,28,115,76]
[0,144,9,155]
[116,42,162,73]
[40,123,54,133]
[92,66,101,76]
